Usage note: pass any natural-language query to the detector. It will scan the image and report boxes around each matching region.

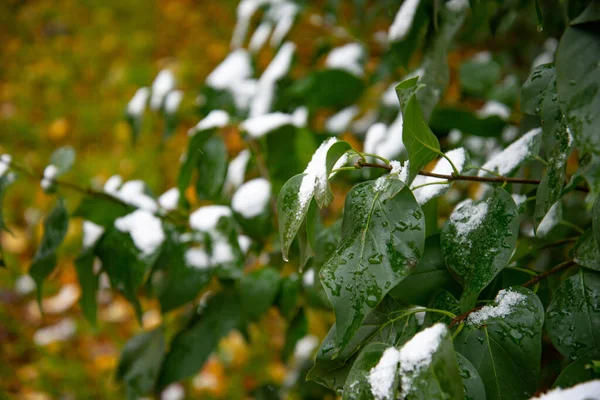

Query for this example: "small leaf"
[321,178,425,353]
[546,269,600,360]
[553,348,600,388]
[50,146,76,173]
[276,273,301,320]
[307,296,418,391]
[342,343,394,400]
[73,196,134,228]
[573,229,600,272]
[116,327,165,396]
[282,308,308,361]
[455,353,486,400]
[288,69,364,111]
[454,287,544,400]
[177,132,206,199]
[441,188,520,312]
[239,267,281,319]
[521,64,556,116]
[29,198,70,307]
[278,174,308,262]
[158,288,243,387]
[196,135,228,201]
[322,140,352,207]
[459,54,502,97]
[74,250,99,327]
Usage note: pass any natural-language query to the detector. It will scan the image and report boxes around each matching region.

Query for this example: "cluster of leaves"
[2,0,600,399]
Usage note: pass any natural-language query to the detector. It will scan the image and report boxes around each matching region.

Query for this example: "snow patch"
[189,205,232,232]
[206,49,253,91]
[150,69,176,110]
[34,318,77,346]
[158,188,180,211]
[325,106,359,134]
[127,87,150,117]
[478,100,511,120]
[190,110,230,135]
[106,179,158,212]
[389,0,421,42]
[325,43,364,77]
[302,269,315,287]
[479,128,542,177]
[537,202,561,237]
[224,149,251,193]
[529,380,600,400]
[115,210,165,255]
[41,164,58,190]
[249,21,273,53]
[83,220,104,249]
[450,199,488,241]
[294,335,319,362]
[231,178,271,218]
[411,148,467,204]
[368,347,401,400]
[15,275,36,295]
[468,289,527,325]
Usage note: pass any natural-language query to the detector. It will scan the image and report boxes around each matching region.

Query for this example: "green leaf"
[50,146,76,173]
[277,273,301,320]
[278,174,308,262]
[29,198,70,307]
[74,250,99,327]
[399,324,463,400]
[574,229,600,272]
[288,69,364,111]
[177,132,206,199]
[307,296,418,391]
[546,269,600,360]
[521,64,555,116]
[423,290,460,327]
[570,1,600,25]
[389,235,455,306]
[553,348,600,388]
[116,327,165,396]
[298,200,318,271]
[342,343,395,400]
[455,353,486,400]
[196,135,228,201]
[441,188,520,312]
[239,267,281,319]
[593,194,600,250]
[282,308,308,361]
[556,24,600,157]
[0,173,15,235]
[158,289,243,387]
[454,287,545,400]
[429,107,506,138]
[322,140,352,208]
[321,178,425,353]
[459,55,502,97]
[73,196,134,228]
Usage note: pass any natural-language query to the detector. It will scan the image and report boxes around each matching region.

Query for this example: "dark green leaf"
[321,178,425,352]
[424,290,460,327]
[116,327,165,395]
[288,69,364,111]
[73,196,134,228]
[546,269,600,360]
[389,235,455,306]
[29,198,70,307]
[556,24,600,157]
[282,308,308,361]
[307,296,418,391]
[342,343,395,400]
[593,194,600,250]
[277,273,301,320]
[50,146,76,173]
[74,250,99,327]
[321,141,352,208]
[239,267,281,319]
[456,353,486,400]
[158,289,243,387]
[553,348,600,388]
[521,64,556,116]
[570,1,600,25]
[0,174,15,235]
[430,107,506,138]
[454,287,544,400]
[196,135,228,201]
[278,174,309,262]
[177,132,206,199]
[459,55,502,97]
[441,188,520,312]
[574,229,600,272]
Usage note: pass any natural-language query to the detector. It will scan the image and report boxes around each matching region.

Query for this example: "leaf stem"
[440,152,460,176]
[559,220,585,234]
[361,152,391,165]
[411,180,450,191]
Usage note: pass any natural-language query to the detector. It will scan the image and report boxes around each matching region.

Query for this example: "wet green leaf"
[553,348,600,388]
[455,353,486,400]
[321,178,425,352]
[29,198,70,307]
[277,273,301,320]
[196,135,228,201]
[521,64,556,116]
[454,287,544,400]
[239,267,281,319]
[177,131,206,200]
[74,250,99,327]
[116,327,165,396]
[307,296,418,391]
[158,289,243,387]
[342,343,394,400]
[573,229,600,272]
[441,188,520,312]
[424,290,460,327]
[546,269,600,360]
[321,140,352,208]
[278,174,310,262]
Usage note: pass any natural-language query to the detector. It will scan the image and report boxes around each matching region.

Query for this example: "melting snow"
[268,2,299,47]
[114,210,165,255]
[189,205,232,232]
[411,148,467,204]
[450,199,488,240]
[530,380,600,400]
[241,110,305,138]
[0,154,11,177]
[164,90,183,114]
[190,110,230,135]
[478,128,542,177]
[231,178,271,218]
[399,323,447,397]
[302,269,315,286]
[389,0,421,42]
[161,383,185,400]
[185,248,211,270]
[249,21,273,53]
[389,160,410,183]
[537,202,561,237]
[224,149,251,192]
[299,137,338,209]
[150,69,176,110]
[325,106,359,134]
[325,43,364,77]
[34,318,77,346]
[447,129,462,145]
[511,194,528,208]
[468,289,527,325]
[158,188,180,211]
[41,164,58,190]
[368,347,401,400]
[127,87,150,117]
[477,100,511,120]
[238,235,252,254]
[83,220,105,248]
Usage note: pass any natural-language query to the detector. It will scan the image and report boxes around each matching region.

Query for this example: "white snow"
[325,106,359,134]
[107,179,158,212]
[390,160,410,183]
[161,383,185,400]
[233,78,259,111]
[472,51,492,63]
[302,269,315,286]
[189,205,232,232]
[190,110,230,134]
[241,111,300,138]
[83,220,104,248]
[411,148,467,204]
[114,210,165,255]
[389,0,421,42]
[382,82,401,108]
[293,335,319,361]
[249,21,273,53]
[445,0,469,12]
[325,43,364,77]
[502,125,519,142]
[477,100,511,120]
[150,69,176,110]
[537,202,561,237]
[185,248,211,270]
[511,194,528,208]
[224,149,251,192]
[164,90,183,114]
[479,128,542,177]
[238,235,252,254]
[158,188,180,211]
[211,240,236,264]
[231,0,269,49]
[450,199,488,241]
[231,178,271,218]
[364,123,388,154]
[292,106,308,127]
[206,49,253,90]
[411,306,426,325]
[447,129,462,145]
[0,154,11,177]
[41,164,59,190]
[468,289,527,325]
[249,42,296,117]
[529,380,600,400]
[15,275,36,295]
[126,87,150,117]
[33,318,76,346]
[43,283,80,314]
[268,2,299,47]
[104,175,122,193]
[363,113,406,161]
[399,323,447,397]
[368,347,401,400]
[299,137,338,209]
